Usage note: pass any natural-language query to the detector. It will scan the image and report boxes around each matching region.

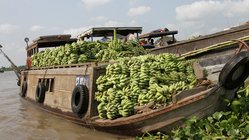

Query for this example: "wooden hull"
[20,69,237,136]
[90,86,237,135]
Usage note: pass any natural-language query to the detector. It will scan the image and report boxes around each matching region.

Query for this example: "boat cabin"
[139,28,178,49]
[78,27,142,42]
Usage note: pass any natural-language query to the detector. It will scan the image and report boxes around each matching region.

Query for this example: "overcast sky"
[0,0,249,67]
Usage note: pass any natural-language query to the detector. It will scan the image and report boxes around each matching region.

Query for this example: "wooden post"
[113,28,117,42]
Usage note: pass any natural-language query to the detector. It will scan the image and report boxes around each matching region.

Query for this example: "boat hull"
[90,86,237,135]
[20,76,236,136]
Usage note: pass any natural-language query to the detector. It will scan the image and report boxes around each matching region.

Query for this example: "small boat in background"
[0,68,4,73]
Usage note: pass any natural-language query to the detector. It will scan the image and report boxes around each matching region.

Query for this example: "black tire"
[35,83,46,103]
[21,81,27,97]
[71,85,89,116]
[17,79,20,86]
[219,51,249,89]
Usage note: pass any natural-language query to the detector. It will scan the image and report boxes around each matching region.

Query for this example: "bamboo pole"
[181,35,249,58]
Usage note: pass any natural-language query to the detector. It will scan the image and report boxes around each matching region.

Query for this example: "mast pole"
[0,45,21,80]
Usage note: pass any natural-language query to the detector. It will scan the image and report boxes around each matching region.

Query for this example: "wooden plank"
[172,86,207,103]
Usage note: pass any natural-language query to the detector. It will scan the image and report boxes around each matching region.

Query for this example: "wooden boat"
[1,26,249,136]
[18,51,249,136]
[18,35,249,135]
[150,22,249,66]
[147,22,249,86]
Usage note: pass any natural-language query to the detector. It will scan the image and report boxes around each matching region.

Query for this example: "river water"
[0,71,132,140]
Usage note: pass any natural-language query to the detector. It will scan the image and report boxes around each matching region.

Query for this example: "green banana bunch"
[119,98,135,117]
[95,53,199,119]
[106,102,120,119]
[97,102,107,119]
[32,40,146,67]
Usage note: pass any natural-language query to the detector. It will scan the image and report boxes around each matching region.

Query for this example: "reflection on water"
[0,71,132,140]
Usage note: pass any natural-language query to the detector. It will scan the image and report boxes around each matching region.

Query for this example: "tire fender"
[71,85,89,116]
[21,81,27,97]
[35,83,46,103]
[219,51,249,89]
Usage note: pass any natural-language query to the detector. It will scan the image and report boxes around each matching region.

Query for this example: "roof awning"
[78,27,142,39]
[27,34,77,50]
[139,30,178,39]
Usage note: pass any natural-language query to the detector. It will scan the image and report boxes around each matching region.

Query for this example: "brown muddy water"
[0,71,132,140]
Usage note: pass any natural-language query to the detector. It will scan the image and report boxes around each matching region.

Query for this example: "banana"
[95,53,198,119]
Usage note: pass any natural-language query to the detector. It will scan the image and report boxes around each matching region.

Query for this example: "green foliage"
[96,54,197,119]
[229,86,249,113]
[171,111,249,139]
[136,85,249,140]
[135,132,169,140]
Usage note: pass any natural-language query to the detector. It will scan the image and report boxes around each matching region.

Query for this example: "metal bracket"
[232,39,249,54]
[82,65,89,86]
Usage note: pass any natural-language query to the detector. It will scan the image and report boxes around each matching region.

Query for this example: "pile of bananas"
[96,54,198,119]
[31,40,145,67]
[95,40,145,61]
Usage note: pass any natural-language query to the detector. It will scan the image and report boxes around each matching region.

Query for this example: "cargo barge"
[0,26,249,135]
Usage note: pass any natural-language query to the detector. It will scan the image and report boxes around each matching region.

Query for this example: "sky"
[0,0,249,67]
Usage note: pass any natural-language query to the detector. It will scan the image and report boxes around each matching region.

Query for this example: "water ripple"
[0,72,131,140]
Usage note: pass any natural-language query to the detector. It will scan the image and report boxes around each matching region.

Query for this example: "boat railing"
[29,61,112,70]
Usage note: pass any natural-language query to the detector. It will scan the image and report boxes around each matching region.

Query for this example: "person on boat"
[140,39,146,46]
[117,34,125,41]
[155,36,168,47]
[26,52,32,69]
[100,34,110,42]
[127,32,136,41]
[149,38,154,45]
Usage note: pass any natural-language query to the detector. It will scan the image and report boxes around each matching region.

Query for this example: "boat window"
[45,79,49,91]
[50,79,54,92]
[38,78,55,93]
